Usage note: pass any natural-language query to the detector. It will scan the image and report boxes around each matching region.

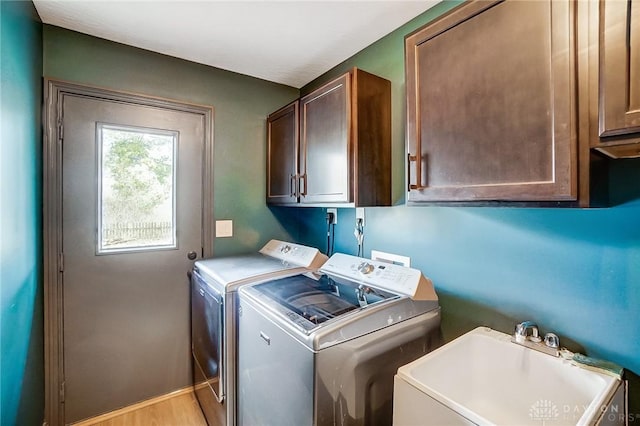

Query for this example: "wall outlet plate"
[355,207,365,226]
[215,220,233,238]
[327,208,338,224]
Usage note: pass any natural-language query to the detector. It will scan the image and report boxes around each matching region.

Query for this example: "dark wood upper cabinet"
[571,0,640,207]
[599,0,640,138]
[267,101,299,205]
[406,0,577,203]
[588,0,640,162]
[300,74,351,204]
[267,68,391,207]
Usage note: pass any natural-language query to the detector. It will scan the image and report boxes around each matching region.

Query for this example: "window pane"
[98,124,177,254]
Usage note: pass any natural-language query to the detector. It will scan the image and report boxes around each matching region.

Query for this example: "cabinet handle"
[260,331,271,345]
[290,174,296,197]
[299,174,307,197]
[408,153,424,190]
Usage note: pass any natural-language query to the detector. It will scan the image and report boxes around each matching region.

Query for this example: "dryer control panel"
[320,253,438,301]
[260,240,328,270]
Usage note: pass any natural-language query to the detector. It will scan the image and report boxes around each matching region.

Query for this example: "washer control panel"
[260,239,327,269]
[320,253,438,301]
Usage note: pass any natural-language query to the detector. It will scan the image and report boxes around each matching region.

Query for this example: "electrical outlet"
[355,207,365,226]
[327,208,338,224]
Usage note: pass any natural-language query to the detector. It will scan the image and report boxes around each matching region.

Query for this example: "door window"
[97,123,177,254]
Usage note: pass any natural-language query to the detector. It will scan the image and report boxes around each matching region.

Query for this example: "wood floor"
[76,390,207,426]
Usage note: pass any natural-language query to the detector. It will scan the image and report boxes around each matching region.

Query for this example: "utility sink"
[393,327,624,425]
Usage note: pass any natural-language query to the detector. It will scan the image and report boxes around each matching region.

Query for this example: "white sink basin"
[394,327,622,425]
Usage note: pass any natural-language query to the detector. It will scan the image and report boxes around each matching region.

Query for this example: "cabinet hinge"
[59,253,64,273]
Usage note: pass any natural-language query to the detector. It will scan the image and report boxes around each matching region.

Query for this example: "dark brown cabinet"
[267,101,299,204]
[588,0,640,160]
[405,0,577,203]
[599,0,640,139]
[267,68,391,207]
[299,74,350,204]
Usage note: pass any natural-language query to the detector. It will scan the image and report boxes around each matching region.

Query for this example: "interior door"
[60,92,207,423]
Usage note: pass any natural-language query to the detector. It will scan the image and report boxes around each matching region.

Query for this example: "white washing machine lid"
[195,253,297,290]
[194,240,328,292]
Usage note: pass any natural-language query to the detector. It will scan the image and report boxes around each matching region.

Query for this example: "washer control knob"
[357,262,375,275]
[280,245,291,253]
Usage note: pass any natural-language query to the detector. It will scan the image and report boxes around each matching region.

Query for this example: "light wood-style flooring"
[74,389,207,426]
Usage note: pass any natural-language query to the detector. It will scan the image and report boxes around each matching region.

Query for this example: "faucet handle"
[544,333,560,349]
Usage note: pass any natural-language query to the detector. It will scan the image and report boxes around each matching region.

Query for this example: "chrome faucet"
[512,320,560,357]
[514,321,541,343]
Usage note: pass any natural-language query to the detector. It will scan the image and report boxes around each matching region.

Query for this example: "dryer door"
[191,270,224,402]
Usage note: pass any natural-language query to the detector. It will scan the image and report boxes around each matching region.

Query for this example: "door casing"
[42,79,214,426]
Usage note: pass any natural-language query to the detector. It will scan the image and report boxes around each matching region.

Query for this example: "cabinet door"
[300,73,351,204]
[267,101,299,204]
[600,0,640,137]
[406,0,576,202]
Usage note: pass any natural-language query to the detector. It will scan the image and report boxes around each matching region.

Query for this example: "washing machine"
[237,252,441,426]
[191,240,327,426]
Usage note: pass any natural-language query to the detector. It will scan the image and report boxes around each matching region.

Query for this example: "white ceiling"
[33,0,440,88]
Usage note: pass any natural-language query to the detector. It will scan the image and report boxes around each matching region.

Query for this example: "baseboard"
[70,385,194,426]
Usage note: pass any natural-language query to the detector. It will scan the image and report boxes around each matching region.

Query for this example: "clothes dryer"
[191,240,327,426]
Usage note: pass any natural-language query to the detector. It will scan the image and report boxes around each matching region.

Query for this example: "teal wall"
[5,1,639,422]
[1,1,44,425]
[283,0,640,412]
[43,25,300,257]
